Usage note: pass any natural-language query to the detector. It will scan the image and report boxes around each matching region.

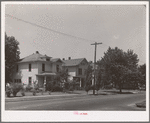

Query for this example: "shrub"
[26,84,33,92]
[69,86,74,91]
[6,86,12,97]
[104,84,113,89]
[90,85,95,90]
[64,82,70,90]
[46,82,53,91]
[85,86,91,94]
[52,85,63,92]
[11,83,24,97]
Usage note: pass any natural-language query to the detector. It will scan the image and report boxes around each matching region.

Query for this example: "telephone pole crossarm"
[91,42,102,45]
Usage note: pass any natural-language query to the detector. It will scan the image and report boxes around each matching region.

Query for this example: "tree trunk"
[119,87,122,93]
[119,83,122,93]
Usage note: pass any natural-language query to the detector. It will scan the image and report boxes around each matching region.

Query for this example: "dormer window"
[46,58,50,61]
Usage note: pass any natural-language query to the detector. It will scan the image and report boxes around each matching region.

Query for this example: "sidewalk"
[5,89,143,102]
[5,92,85,102]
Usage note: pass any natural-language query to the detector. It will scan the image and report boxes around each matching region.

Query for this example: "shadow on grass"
[136,101,146,108]
[103,90,134,94]
[63,91,82,94]
[88,93,116,96]
[6,95,23,98]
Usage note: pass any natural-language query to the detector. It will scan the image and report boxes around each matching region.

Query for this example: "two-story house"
[62,57,88,88]
[12,51,63,87]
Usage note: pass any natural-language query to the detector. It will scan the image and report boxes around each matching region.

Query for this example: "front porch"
[36,72,56,88]
[73,76,85,90]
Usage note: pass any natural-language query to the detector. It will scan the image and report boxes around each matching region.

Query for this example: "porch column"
[92,75,94,85]
[80,78,82,88]
[44,76,46,87]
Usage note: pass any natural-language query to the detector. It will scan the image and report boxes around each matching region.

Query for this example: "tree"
[85,86,91,94]
[95,67,102,94]
[138,64,146,75]
[84,64,93,94]
[124,70,142,89]
[110,64,129,93]
[55,69,70,92]
[84,64,93,86]
[5,33,20,84]
[98,47,139,93]
[59,69,70,83]
[138,64,146,87]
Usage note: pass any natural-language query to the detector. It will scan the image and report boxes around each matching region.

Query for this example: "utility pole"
[91,42,102,95]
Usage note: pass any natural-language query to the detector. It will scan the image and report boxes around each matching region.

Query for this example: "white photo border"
[1,1,149,122]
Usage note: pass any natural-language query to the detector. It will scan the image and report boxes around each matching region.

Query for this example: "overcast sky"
[5,3,146,65]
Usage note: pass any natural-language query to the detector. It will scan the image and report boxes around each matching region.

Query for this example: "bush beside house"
[6,83,25,97]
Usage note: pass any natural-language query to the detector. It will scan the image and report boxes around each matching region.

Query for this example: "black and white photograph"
[1,1,149,122]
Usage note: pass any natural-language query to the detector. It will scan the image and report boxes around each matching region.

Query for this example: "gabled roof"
[62,58,87,67]
[51,58,63,63]
[18,51,52,63]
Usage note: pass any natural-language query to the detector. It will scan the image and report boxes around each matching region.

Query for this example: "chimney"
[62,58,65,60]
[68,57,71,60]
[36,51,39,54]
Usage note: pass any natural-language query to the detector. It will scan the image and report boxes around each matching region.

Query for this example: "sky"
[5,3,146,65]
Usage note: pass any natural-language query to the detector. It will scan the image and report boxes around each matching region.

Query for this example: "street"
[5,92,146,111]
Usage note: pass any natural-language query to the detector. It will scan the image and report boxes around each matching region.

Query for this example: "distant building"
[62,57,88,88]
[12,51,63,87]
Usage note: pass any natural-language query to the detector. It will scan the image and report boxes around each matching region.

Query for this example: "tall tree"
[95,67,102,93]
[5,33,20,83]
[55,68,70,85]
[98,47,139,92]
[84,64,93,86]
[138,64,146,87]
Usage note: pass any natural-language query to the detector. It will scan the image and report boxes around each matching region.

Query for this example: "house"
[62,57,89,88]
[12,51,63,87]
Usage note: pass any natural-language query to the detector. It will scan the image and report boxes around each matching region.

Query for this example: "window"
[16,65,18,72]
[29,64,31,72]
[78,68,82,75]
[46,58,50,61]
[14,79,21,83]
[56,65,59,72]
[29,77,32,85]
[42,64,45,71]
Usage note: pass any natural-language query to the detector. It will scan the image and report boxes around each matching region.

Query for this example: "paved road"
[5,92,146,111]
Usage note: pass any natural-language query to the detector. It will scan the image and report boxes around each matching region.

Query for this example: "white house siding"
[51,62,62,73]
[77,63,88,77]
[37,62,52,73]
[12,62,38,85]
[66,66,77,80]
[63,62,88,81]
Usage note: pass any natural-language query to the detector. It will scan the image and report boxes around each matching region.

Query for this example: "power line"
[5,14,97,43]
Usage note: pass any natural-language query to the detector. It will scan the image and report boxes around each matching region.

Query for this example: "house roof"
[18,51,53,63]
[62,58,87,67]
[51,58,63,63]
